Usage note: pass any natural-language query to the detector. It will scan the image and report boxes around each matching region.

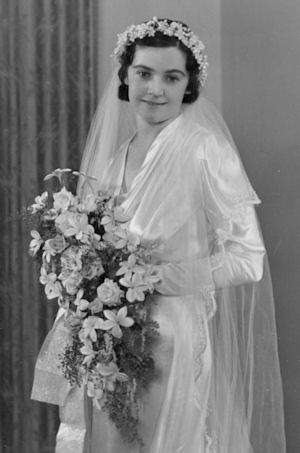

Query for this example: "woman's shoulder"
[187,122,221,162]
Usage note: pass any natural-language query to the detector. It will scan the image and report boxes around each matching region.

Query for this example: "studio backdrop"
[0,1,99,452]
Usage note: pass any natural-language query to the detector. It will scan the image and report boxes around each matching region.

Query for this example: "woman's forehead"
[132,46,187,72]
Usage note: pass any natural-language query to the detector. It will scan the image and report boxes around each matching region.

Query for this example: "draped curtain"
[0,1,99,451]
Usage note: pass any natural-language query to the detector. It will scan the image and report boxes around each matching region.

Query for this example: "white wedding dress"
[32,109,286,453]
[86,113,265,452]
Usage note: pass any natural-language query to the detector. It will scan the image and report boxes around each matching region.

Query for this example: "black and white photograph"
[1,1,299,452]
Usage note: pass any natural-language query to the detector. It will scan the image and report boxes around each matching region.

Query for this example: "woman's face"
[126,45,189,127]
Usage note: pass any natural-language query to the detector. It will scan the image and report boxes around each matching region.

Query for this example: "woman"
[32,17,286,453]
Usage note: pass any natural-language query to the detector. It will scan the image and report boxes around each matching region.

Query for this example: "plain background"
[97,1,300,451]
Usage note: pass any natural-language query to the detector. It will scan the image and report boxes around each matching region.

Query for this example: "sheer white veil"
[79,64,252,195]
[79,61,286,453]
[79,67,135,194]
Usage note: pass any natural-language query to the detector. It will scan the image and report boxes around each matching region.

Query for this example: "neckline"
[120,113,184,196]
[120,134,136,195]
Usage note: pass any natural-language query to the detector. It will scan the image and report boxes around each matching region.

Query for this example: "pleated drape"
[0,1,99,451]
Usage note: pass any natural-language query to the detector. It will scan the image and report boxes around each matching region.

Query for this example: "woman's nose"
[147,77,164,96]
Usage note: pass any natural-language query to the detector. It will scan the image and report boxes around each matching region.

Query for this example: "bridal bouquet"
[27,168,160,445]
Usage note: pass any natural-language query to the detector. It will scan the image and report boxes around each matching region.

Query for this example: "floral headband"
[112,17,208,87]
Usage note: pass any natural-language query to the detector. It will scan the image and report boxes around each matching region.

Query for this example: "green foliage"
[103,383,143,446]
[59,336,84,387]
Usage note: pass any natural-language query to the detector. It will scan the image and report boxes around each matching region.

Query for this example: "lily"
[102,306,134,338]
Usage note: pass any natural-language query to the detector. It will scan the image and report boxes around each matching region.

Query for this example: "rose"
[82,258,104,280]
[81,263,97,280]
[56,211,94,242]
[60,246,82,272]
[53,187,74,212]
[47,234,67,254]
[56,211,76,233]
[83,194,98,213]
[62,271,83,295]
[89,298,103,314]
[65,312,83,333]
[97,279,124,306]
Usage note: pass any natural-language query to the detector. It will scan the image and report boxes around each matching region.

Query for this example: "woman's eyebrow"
[132,64,153,71]
[165,69,186,76]
[132,64,186,76]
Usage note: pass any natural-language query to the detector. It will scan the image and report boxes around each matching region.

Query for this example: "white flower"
[100,205,125,230]
[79,316,104,342]
[80,339,97,365]
[125,230,141,252]
[97,279,124,306]
[46,234,67,255]
[101,213,114,227]
[30,191,48,213]
[119,272,149,303]
[29,230,43,256]
[61,271,82,295]
[39,267,62,300]
[44,168,72,182]
[86,379,104,409]
[112,18,208,87]
[53,187,74,212]
[81,258,104,280]
[96,361,128,391]
[65,311,84,332]
[142,266,161,290]
[102,230,118,245]
[42,239,57,263]
[74,289,90,311]
[102,306,134,338]
[55,211,74,233]
[57,211,94,242]
[45,281,62,299]
[40,267,55,285]
[60,245,82,273]
[116,253,144,279]
[81,193,98,213]
[89,297,103,314]
[112,227,140,250]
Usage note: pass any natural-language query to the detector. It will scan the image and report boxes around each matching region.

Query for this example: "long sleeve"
[154,209,265,295]
[201,132,265,288]
[154,131,265,296]
[208,204,265,288]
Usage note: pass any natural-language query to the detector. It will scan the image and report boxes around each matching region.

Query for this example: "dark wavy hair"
[117,20,201,104]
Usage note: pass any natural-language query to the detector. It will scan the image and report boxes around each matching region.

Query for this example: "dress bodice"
[108,115,265,293]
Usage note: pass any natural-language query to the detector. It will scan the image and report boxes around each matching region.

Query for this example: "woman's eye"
[137,71,151,79]
[166,75,180,83]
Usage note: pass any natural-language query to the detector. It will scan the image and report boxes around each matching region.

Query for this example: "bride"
[32,17,286,453]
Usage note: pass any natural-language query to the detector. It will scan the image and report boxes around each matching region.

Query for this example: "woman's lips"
[142,99,166,106]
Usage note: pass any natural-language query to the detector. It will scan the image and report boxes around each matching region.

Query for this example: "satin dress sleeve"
[154,130,266,295]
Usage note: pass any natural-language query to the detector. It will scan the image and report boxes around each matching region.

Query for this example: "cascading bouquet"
[27,168,160,445]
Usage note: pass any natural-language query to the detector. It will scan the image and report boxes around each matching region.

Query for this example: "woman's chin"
[138,110,179,127]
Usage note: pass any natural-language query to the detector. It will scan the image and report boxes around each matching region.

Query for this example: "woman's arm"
[208,204,265,288]
[154,132,265,296]
[154,205,265,295]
